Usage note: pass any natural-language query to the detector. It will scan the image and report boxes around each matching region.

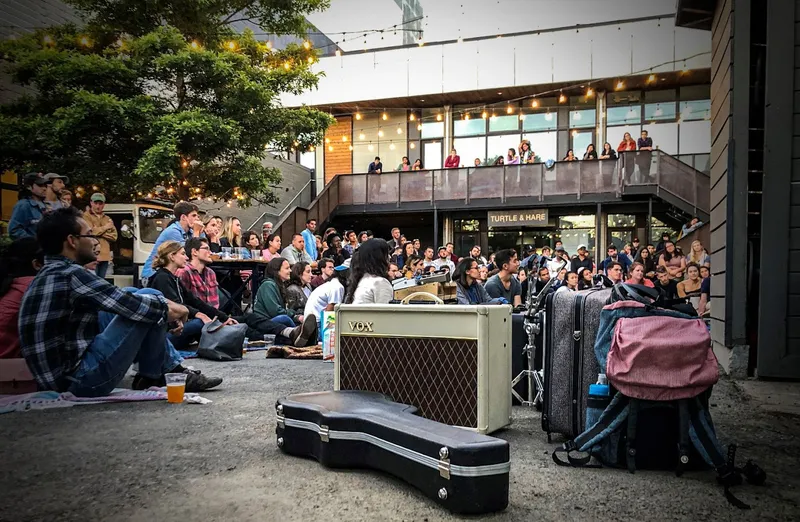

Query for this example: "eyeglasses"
[198,246,210,251]
[73,234,100,240]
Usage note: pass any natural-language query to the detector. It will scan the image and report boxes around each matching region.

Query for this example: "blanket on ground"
[266,345,323,360]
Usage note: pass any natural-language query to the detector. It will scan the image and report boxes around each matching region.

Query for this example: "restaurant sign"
[488,209,549,227]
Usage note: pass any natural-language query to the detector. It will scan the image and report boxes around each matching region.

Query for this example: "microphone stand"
[511,260,566,410]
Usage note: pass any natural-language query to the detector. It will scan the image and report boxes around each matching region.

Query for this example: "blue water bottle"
[586,374,610,430]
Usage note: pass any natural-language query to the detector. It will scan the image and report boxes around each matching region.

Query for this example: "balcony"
[274,151,709,243]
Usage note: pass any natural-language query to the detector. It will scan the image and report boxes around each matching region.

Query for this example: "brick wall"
[324,116,353,184]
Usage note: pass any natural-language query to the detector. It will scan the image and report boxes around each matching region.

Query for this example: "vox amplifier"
[334,304,512,434]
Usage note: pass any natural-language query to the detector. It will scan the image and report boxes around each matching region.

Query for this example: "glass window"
[487,134,521,162]
[455,219,481,232]
[559,229,596,257]
[522,111,557,132]
[569,109,596,129]
[650,217,678,244]
[644,103,676,121]
[421,121,444,139]
[643,122,678,155]
[523,132,557,163]
[453,136,487,166]
[680,100,711,121]
[570,130,594,159]
[139,207,175,243]
[608,214,636,227]
[454,118,486,137]
[300,151,316,170]
[607,105,641,126]
[489,115,520,133]
[559,215,596,229]
[679,120,712,154]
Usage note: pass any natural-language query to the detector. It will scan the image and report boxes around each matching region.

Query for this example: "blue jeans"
[168,318,205,351]
[272,314,297,328]
[67,288,182,398]
[95,261,110,279]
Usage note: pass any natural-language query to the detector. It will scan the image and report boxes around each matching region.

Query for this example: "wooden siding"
[323,116,353,184]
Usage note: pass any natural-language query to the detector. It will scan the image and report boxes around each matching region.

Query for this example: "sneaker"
[185,372,223,392]
[132,374,165,390]
[290,314,317,347]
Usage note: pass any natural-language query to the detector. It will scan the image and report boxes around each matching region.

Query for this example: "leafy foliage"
[0,0,333,206]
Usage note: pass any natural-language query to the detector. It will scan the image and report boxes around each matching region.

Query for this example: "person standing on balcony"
[506,148,520,165]
[301,219,317,262]
[519,140,537,164]
[618,132,637,183]
[563,149,577,162]
[583,144,598,160]
[599,142,617,161]
[474,158,482,167]
[368,157,383,201]
[412,159,423,170]
[636,129,654,180]
[368,157,382,174]
[444,148,460,169]
[397,156,411,171]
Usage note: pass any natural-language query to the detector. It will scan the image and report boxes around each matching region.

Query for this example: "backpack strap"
[676,399,691,477]
[625,398,639,473]
[553,393,629,468]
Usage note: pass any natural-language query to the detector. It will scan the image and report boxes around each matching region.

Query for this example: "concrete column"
[442,214,454,244]
[444,104,453,152]
[596,204,607,264]
[596,91,607,147]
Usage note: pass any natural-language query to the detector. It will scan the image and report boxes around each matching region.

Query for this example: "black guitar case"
[275,390,509,515]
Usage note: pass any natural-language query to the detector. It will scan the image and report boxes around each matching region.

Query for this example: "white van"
[102,201,174,287]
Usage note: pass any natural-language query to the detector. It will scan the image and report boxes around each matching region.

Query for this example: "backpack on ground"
[552,283,765,509]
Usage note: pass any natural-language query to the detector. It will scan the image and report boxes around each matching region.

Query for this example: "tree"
[0,0,334,206]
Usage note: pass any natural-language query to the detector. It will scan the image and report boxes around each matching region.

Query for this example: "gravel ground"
[1,356,799,522]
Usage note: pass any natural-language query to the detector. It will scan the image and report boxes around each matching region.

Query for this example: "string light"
[545,112,553,121]
[481,111,488,119]
[409,113,416,121]
[382,112,388,120]
[463,113,470,120]
[389,143,396,150]
[615,80,625,90]
[519,113,526,121]
[586,87,594,98]
[307,56,314,64]
[355,112,362,120]
[377,130,384,137]
[348,145,354,151]
[506,105,514,115]
[571,130,579,137]
[409,142,416,149]
[181,160,189,168]
[341,135,348,142]
[531,99,539,108]
[42,35,54,46]
[647,73,657,83]
[328,145,334,151]
[396,127,403,134]
[190,40,201,50]
[436,114,443,122]
[303,41,311,50]
[490,113,497,120]
[309,145,315,151]
[417,37,424,47]
[558,93,567,104]
[92,185,99,191]
[368,144,374,151]
[283,61,291,70]
[359,133,366,140]
[416,124,422,131]
[325,137,331,144]
[182,180,189,186]
[266,41,272,50]
[226,41,237,50]
[335,49,342,57]
[78,35,91,47]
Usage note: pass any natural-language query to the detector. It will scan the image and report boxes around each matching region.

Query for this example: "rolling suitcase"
[275,390,510,515]
[541,288,611,441]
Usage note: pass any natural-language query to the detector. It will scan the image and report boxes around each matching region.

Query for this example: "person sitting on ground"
[141,201,203,282]
[254,258,306,327]
[654,266,679,300]
[342,230,359,255]
[571,244,594,275]
[305,261,349,340]
[422,246,436,268]
[655,232,671,254]
[577,267,594,290]
[625,261,655,288]
[658,241,686,281]
[19,207,222,395]
[388,262,402,280]
[697,273,711,317]
[392,241,416,269]
[469,245,488,266]
[534,266,555,295]
[433,246,456,273]
[598,244,631,276]
[344,239,394,305]
[311,258,335,289]
[605,261,624,285]
[285,261,312,317]
[178,237,316,347]
[484,249,522,307]
[203,215,223,253]
[687,239,711,268]
[281,233,315,267]
[147,240,238,351]
[556,271,579,293]
[634,246,656,280]
[454,258,495,305]
[403,255,425,279]
[0,237,42,358]
[677,262,703,303]
[262,233,282,261]
[322,233,350,267]
[9,173,48,240]
[478,265,489,284]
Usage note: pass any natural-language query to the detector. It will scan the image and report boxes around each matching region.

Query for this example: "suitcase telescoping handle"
[400,292,444,305]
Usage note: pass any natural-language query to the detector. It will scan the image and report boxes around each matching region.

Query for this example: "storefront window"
[454,219,481,232]
[453,136,487,166]
[560,215,596,229]
[558,215,596,255]
[650,217,678,245]
[607,105,641,126]
[487,134,521,162]
[523,132,556,163]
[608,214,636,227]
[643,122,678,155]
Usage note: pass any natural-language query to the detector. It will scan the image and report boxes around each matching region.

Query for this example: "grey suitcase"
[541,288,611,441]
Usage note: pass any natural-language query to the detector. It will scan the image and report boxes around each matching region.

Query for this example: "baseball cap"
[262,222,273,229]
[438,245,447,252]
[43,172,70,184]
[632,237,640,242]
[541,245,552,252]
[23,172,48,187]
[607,244,617,250]
[555,246,565,252]
[90,193,106,203]
[577,244,587,251]
[334,258,351,271]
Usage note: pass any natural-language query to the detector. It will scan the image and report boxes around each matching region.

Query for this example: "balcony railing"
[336,151,709,217]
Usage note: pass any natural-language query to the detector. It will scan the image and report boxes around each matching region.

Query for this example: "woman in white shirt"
[345,239,394,305]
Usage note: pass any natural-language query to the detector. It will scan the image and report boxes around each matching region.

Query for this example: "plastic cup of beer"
[165,373,187,404]
[221,247,232,259]
[250,249,260,260]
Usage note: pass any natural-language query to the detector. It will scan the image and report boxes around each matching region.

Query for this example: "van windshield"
[139,207,174,243]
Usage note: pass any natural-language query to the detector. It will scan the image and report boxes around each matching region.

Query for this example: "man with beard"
[433,246,455,273]
[42,173,70,212]
[19,207,223,396]
[322,233,350,266]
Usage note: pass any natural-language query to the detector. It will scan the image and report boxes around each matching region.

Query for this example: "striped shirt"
[19,256,168,392]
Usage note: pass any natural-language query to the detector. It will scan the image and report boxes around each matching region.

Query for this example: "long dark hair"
[634,248,655,273]
[265,257,289,303]
[345,238,390,304]
[453,257,478,292]
[289,261,309,287]
[661,241,681,262]
[243,230,261,249]
[0,237,42,297]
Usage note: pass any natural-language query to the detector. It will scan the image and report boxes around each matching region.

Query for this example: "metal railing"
[273,150,710,240]
[247,180,313,230]
[336,151,709,216]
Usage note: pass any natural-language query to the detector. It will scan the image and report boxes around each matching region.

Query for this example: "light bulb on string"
[378,130,384,138]
[558,93,567,104]
[464,113,470,120]
[42,35,55,46]
[190,40,201,50]
[325,137,331,144]
[545,112,553,121]
[409,113,416,121]
[389,143,396,150]
[409,142,416,149]
[519,113,526,121]
[647,73,656,84]
[309,145,315,151]
[342,135,348,142]
[416,124,422,131]
[506,105,514,115]
[226,41,237,51]
[335,49,342,57]
[481,110,488,119]
[307,56,314,64]
[615,80,624,90]
[586,87,594,98]
[368,144,374,151]
[355,112,362,120]
[436,114,443,121]
[303,41,311,50]
[266,41,272,50]
[531,99,539,108]
[328,145,334,152]
[359,133,366,140]
[182,180,189,186]
[382,112,388,121]
[348,145,353,151]
[78,35,91,47]
[284,61,291,70]
[396,127,402,135]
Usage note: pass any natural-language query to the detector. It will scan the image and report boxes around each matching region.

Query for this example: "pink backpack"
[606,309,717,401]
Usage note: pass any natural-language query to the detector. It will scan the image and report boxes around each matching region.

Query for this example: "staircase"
[273,150,710,242]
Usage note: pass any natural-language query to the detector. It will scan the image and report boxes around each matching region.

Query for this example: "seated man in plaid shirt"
[178,237,317,347]
[19,207,223,397]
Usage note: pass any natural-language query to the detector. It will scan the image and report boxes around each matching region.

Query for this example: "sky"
[307,0,677,51]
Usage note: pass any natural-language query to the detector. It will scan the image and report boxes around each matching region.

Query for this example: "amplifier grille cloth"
[339,335,478,427]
